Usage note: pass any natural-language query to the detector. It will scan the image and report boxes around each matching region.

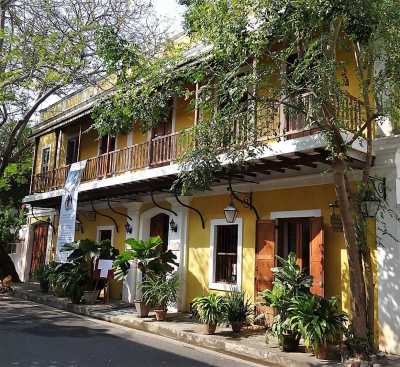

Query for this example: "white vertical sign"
[56,160,86,262]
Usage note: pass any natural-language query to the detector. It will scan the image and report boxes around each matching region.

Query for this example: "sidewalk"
[10,283,398,367]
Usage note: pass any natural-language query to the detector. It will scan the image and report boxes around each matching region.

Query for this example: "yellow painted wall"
[175,96,195,132]
[35,132,57,174]
[186,184,349,313]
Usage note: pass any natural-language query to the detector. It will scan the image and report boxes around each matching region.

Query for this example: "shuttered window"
[215,224,238,283]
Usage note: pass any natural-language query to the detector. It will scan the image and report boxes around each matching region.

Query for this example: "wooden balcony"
[30,93,365,194]
[31,131,192,194]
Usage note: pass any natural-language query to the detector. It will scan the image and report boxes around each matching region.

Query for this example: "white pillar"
[122,202,142,304]
[166,197,191,312]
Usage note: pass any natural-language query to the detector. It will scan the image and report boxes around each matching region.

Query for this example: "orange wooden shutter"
[255,220,276,294]
[310,217,324,297]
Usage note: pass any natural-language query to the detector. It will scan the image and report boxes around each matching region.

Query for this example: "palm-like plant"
[192,293,226,327]
[113,236,178,280]
[285,296,348,353]
[142,273,179,310]
[225,291,253,326]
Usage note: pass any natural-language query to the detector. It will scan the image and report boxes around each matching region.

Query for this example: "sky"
[39,0,186,112]
[152,0,186,34]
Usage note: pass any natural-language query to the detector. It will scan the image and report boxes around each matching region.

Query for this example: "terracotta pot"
[155,309,167,321]
[82,290,99,305]
[231,321,242,333]
[205,323,217,335]
[39,279,49,293]
[316,342,329,360]
[280,333,300,352]
[135,300,151,318]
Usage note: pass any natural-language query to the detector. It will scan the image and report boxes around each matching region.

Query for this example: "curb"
[12,287,338,367]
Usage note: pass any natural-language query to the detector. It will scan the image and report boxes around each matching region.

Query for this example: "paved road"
[0,295,265,367]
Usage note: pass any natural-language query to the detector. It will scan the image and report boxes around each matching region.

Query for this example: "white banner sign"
[56,160,86,262]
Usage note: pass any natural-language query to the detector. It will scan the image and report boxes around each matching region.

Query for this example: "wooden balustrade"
[30,93,365,194]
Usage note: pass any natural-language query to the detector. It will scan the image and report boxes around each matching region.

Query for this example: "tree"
[0,0,165,179]
[92,0,400,352]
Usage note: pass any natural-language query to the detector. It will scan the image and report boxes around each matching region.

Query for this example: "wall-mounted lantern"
[224,196,238,224]
[361,176,386,218]
[124,222,133,234]
[169,218,178,232]
[329,201,343,232]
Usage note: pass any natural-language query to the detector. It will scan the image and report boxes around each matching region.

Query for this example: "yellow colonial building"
[20,43,392,350]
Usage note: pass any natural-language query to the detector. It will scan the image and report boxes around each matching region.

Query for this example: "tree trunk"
[361,241,376,349]
[332,160,368,340]
[0,244,20,282]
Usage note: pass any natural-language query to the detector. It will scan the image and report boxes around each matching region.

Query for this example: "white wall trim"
[270,209,321,219]
[208,218,243,292]
[96,225,115,246]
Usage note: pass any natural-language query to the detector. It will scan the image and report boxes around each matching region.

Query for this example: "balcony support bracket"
[107,199,133,222]
[228,178,260,221]
[90,201,119,232]
[174,191,205,229]
[151,191,178,217]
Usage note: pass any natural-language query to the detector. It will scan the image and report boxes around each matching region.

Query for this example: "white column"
[122,202,142,304]
[166,197,191,312]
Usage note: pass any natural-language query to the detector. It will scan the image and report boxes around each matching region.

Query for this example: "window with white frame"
[209,218,242,291]
[96,226,114,246]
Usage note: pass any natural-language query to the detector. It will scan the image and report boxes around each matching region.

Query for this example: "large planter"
[135,300,151,318]
[231,321,243,333]
[54,285,65,297]
[154,309,167,321]
[82,290,99,305]
[204,323,217,335]
[39,279,49,293]
[280,333,300,352]
[315,343,340,361]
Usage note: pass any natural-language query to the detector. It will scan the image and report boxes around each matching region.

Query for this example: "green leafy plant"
[286,296,348,354]
[192,293,226,326]
[225,290,253,327]
[61,238,119,292]
[113,236,178,280]
[142,273,179,310]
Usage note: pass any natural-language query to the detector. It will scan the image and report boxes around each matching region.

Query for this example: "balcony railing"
[30,93,365,194]
[31,131,192,193]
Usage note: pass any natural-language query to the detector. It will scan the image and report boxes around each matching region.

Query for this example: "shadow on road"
[0,295,237,367]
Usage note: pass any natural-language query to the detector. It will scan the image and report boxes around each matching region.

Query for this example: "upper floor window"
[40,147,50,174]
[66,137,79,165]
[99,135,116,155]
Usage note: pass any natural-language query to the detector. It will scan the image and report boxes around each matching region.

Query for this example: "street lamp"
[224,196,238,223]
[361,197,380,218]
[169,218,178,232]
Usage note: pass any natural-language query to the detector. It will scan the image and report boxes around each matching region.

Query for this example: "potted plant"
[225,290,253,333]
[33,264,50,293]
[113,236,178,317]
[142,273,178,321]
[259,253,313,352]
[61,239,119,304]
[56,263,88,304]
[192,293,226,334]
[286,295,348,359]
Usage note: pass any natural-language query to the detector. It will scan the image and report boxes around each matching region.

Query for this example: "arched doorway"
[150,213,169,251]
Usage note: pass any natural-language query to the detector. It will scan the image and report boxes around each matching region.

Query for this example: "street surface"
[0,295,265,367]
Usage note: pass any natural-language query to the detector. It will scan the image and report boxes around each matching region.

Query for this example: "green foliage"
[224,290,253,325]
[61,238,119,293]
[285,296,348,351]
[0,206,25,252]
[192,293,226,326]
[142,273,179,309]
[113,236,178,280]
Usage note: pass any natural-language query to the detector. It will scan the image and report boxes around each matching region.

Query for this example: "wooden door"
[150,213,169,251]
[309,217,324,297]
[255,220,276,296]
[30,223,49,278]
